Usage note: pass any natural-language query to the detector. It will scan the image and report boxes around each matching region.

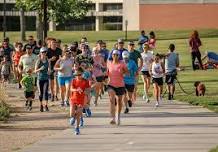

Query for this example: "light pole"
[125,20,128,40]
[3,0,6,38]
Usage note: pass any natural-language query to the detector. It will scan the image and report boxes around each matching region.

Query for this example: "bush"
[0,101,10,121]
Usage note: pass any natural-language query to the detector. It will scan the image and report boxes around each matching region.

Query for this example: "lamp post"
[125,20,128,40]
[43,0,48,40]
[3,0,6,38]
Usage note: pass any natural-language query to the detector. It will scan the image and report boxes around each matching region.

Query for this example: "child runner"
[0,55,11,87]
[141,43,153,102]
[35,47,50,112]
[20,68,35,111]
[151,54,164,107]
[148,31,156,53]
[69,67,90,135]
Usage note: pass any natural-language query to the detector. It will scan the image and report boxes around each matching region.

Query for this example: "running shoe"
[40,105,44,112]
[80,117,84,127]
[155,102,159,107]
[127,100,132,107]
[69,117,75,126]
[45,105,49,111]
[60,101,65,107]
[75,127,80,135]
[110,120,116,125]
[51,95,55,102]
[65,101,70,107]
[94,100,97,106]
[124,108,129,114]
[143,95,146,100]
[85,108,92,117]
[146,98,150,103]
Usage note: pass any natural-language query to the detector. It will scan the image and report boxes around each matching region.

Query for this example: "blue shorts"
[58,76,72,86]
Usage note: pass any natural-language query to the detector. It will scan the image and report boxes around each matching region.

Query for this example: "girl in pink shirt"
[92,47,106,106]
[148,31,156,51]
[107,50,128,125]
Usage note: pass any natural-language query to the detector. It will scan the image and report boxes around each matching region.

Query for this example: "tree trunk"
[36,13,43,41]
[20,8,26,42]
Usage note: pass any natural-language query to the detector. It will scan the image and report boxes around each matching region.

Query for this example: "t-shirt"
[1,61,10,75]
[107,61,127,87]
[70,78,90,106]
[47,48,62,70]
[165,52,179,73]
[151,62,163,78]
[124,59,138,85]
[57,58,74,77]
[141,51,153,71]
[129,50,141,67]
[92,55,105,77]
[21,75,34,92]
[2,47,13,61]
[75,54,94,67]
[19,54,38,76]
[189,38,201,52]
[36,59,49,81]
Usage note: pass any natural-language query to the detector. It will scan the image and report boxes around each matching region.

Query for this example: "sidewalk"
[20,94,218,152]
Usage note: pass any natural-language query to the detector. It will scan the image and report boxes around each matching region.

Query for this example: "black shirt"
[47,48,62,69]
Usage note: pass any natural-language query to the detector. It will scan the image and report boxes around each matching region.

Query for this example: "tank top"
[58,58,74,77]
[151,62,163,78]
[38,59,49,81]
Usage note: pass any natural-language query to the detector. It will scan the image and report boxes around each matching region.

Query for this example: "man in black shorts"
[165,44,180,100]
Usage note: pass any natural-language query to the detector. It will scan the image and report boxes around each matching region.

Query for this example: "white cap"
[40,47,47,53]
[112,50,119,55]
[122,51,129,59]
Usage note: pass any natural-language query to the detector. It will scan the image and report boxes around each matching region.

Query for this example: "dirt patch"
[0,84,69,152]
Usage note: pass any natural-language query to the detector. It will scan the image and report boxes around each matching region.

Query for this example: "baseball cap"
[117,38,124,43]
[40,47,47,53]
[112,50,119,55]
[122,51,129,59]
[26,45,32,49]
[128,41,135,45]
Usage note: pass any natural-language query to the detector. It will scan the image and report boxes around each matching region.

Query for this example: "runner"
[0,55,11,87]
[151,53,165,107]
[20,68,35,111]
[148,31,156,53]
[18,44,38,87]
[141,43,153,102]
[165,44,179,101]
[92,47,106,106]
[35,47,50,112]
[12,42,25,88]
[128,41,143,102]
[69,67,90,135]
[54,47,74,107]
[107,50,128,125]
[108,38,128,61]
[122,51,138,114]
[47,39,62,101]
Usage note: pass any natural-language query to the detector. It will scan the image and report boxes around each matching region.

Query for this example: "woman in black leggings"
[35,47,50,112]
[189,30,203,70]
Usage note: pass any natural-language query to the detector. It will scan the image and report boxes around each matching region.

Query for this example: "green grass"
[1,29,218,112]
[210,146,218,152]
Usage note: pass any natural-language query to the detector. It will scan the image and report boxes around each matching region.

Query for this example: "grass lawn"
[210,146,218,152]
[0,29,218,113]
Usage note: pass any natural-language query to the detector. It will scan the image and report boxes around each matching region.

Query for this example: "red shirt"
[189,38,202,52]
[70,78,90,106]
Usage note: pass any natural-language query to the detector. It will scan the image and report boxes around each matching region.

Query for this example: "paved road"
[20,95,218,152]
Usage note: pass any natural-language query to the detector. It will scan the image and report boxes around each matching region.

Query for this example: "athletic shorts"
[152,77,163,86]
[96,76,104,82]
[49,71,56,80]
[165,74,177,85]
[58,76,72,86]
[141,71,151,77]
[107,85,126,96]
[125,84,135,93]
[25,91,35,99]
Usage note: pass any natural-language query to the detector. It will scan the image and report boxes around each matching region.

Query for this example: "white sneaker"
[155,102,159,107]
[143,95,146,100]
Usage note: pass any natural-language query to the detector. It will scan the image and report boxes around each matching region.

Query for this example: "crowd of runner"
[0,30,205,135]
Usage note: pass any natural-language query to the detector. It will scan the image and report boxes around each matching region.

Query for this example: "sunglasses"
[113,54,119,56]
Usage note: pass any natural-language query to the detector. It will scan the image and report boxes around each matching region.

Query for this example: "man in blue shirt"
[165,44,180,100]
[108,38,128,61]
[122,51,138,114]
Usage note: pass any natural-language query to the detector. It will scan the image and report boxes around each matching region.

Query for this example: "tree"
[16,0,89,41]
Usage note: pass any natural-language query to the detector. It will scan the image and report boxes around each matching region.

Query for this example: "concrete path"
[20,95,218,152]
